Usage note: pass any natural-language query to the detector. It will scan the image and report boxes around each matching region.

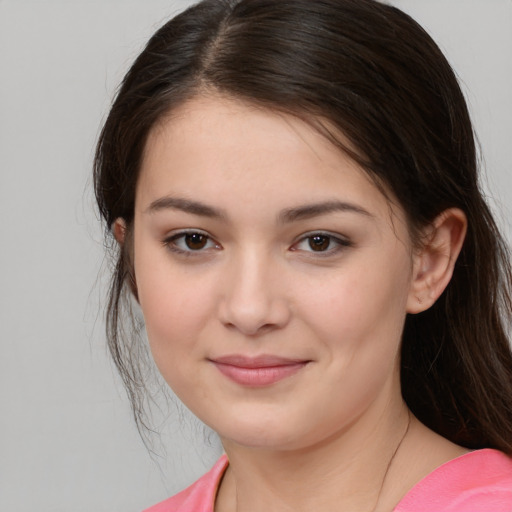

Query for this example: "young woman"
[94,0,512,510]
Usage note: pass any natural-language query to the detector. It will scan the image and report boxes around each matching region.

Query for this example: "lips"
[209,355,310,387]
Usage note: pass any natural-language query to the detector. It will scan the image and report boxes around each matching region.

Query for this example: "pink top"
[144,449,512,512]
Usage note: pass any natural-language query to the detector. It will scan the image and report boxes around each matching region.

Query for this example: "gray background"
[1,1,511,511]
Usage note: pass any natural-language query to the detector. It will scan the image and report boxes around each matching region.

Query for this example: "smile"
[209,355,310,387]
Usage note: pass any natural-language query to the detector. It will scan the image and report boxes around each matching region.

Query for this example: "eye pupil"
[309,235,330,251]
[185,233,208,250]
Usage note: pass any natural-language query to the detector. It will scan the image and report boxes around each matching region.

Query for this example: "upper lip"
[209,355,310,368]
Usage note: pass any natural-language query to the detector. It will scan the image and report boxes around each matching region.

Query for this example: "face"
[132,95,418,451]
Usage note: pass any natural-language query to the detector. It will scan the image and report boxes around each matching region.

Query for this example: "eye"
[307,235,332,252]
[163,230,220,254]
[291,232,352,255]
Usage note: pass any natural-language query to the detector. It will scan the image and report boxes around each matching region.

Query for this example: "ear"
[407,208,467,314]
[112,218,127,245]
[112,217,139,300]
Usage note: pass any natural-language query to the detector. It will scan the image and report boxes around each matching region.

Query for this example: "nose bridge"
[219,244,290,335]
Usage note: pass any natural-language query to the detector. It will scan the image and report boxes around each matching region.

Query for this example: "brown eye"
[164,230,220,255]
[291,232,352,256]
[185,233,208,250]
[308,235,331,251]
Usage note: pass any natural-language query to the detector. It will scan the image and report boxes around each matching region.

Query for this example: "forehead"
[137,95,405,229]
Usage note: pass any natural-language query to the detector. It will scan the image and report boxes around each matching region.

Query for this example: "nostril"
[221,319,278,337]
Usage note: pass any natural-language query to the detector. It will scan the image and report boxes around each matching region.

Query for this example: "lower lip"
[212,362,308,387]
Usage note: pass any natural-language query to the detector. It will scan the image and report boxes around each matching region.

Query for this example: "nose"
[218,249,291,336]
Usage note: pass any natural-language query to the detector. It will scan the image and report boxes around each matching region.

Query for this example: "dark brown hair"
[94,0,512,452]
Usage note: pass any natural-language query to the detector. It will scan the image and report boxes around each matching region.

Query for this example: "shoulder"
[143,455,229,512]
[395,449,512,512]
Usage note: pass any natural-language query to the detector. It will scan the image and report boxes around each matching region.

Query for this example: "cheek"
[298,258,412,415]
[298,248,413,357]
[134,248,217,373]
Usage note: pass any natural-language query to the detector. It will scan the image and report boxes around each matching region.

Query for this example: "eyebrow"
[278,200,373,223]
[145,196,372,222]
[145,196,227,219]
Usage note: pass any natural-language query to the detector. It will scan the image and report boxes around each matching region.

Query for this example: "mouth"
[208,355,311,387]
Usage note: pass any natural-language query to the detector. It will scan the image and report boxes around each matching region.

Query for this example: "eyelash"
[162,230,221,256]
[291,231,353,256]
[162,230,352,257]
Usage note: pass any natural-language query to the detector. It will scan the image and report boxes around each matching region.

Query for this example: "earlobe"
[113,218,127,245]
[407,208,467,314]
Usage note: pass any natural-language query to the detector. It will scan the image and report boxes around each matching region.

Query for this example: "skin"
[119,95,467,511]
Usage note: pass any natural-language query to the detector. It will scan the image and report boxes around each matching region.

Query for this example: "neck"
[217,399,412,512]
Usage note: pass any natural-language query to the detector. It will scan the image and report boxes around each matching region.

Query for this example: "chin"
[212,414,304,451]
[217,416,334,452]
